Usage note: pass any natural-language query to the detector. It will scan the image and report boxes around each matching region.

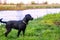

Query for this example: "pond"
[0,8,60,21]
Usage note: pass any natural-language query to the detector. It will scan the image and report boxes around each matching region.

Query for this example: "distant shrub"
[31,1,36,5]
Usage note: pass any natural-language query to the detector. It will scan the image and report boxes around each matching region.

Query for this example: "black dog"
[0,14,33,37]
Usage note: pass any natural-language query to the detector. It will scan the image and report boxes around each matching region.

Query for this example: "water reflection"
[0,8,60,21]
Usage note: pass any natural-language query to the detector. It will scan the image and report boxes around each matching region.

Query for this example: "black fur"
[0,14,33,37]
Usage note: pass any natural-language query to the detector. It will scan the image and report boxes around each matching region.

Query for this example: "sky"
[1,0,60,4]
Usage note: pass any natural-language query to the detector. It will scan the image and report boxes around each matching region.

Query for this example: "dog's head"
[25,14,33,20]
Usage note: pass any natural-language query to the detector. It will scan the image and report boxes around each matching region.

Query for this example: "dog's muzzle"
[31,18,33,20]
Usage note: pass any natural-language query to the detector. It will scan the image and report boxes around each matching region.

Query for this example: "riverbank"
[0,13,60,40]
[0,4,60,10]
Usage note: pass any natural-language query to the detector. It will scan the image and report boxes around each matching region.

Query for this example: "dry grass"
[0,4,60,10]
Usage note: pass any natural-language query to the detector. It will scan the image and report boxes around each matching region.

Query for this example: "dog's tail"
[0,18,7,24]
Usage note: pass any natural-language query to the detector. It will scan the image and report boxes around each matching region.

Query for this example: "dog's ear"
[25,14,30,19]
[0,18,3,21]
[25,14,31,18]
[25,14,33,20]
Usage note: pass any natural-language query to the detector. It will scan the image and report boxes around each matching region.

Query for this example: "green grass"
[0,13,60,40]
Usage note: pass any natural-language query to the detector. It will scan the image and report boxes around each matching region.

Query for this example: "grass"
[0,13,60,40]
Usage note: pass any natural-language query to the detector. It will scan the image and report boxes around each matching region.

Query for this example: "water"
[0,8,60,21]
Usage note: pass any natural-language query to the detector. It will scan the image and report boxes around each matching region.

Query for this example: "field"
[0,13,60,40]
[0,4,60,10]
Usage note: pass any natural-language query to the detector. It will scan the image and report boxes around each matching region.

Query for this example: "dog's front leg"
[17,30,21,37]
[22,29,25,36]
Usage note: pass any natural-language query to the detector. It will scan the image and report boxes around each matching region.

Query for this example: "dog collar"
[23,21,26,24]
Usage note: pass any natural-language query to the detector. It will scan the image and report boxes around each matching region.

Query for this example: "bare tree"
[4,0,6,4]
[0,0,1,4]
[43,1,48,4]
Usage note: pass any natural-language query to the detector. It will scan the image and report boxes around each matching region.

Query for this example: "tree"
[43,1,48,4]
[19,2,24,5]
[31,1,36,5]
[17,2,24,8]
[10,3,14,5]
[4,0,6,4]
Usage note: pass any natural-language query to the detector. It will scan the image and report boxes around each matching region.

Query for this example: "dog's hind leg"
[5,28,11,37]
[17,30,21,37]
